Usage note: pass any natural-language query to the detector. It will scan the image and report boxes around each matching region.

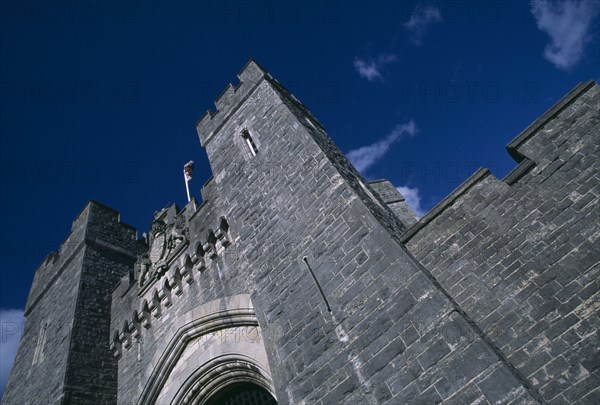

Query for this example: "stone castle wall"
[3,202,145,404]
[402,82,599,403]
[108,61,541,404]
[3,61,598,405]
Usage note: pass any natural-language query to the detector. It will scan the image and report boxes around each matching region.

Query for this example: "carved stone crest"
[137,210,190,291]
[149,231,166,264]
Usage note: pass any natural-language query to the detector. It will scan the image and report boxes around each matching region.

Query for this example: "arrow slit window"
[241,129,258,157]
[32,323,48,365]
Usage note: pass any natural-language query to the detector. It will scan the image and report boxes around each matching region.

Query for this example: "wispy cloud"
[531,0,600,70]
[397,186,426,217]
[353,54,398,81]
[403,4,443,46]
[347,120,417,174]
[0,309,24,399]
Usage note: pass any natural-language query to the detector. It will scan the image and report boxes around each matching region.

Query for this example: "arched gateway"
[204,382,277,405]
[121,294,277,405]
[173,355,277,405]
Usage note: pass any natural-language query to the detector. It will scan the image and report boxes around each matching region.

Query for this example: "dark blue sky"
[0,0,598,391]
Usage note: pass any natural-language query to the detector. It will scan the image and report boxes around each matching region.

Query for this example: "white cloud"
[397,185,426,217]
[353,54,398,81]
[346,120,417,174]
[0,309,25,399]
[403,4,443,46]
[531,0,600,70]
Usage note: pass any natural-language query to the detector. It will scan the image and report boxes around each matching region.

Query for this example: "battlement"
[25,200,142,316]
[401,81,598,243]
[6,60,599,405]
[397,80,599,404]
[196,60,268,147]
[110,212,235,359]
[110,195,215,300]
[368,179,419,227]
[29,201,120,279]
[506,80,595,162]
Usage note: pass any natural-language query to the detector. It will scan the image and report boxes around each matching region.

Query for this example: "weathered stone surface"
[3,201,146,405]
[404,81,600,403]
[3,62,598,404]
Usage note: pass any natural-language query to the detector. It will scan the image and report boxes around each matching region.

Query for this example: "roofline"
[506,80,596,162]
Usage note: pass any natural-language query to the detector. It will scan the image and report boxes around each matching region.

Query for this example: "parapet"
[33,201,124,276]
[400,168,495,243]
[24,200,141,316]
[401,80,599,244]
[109,209,236,359]
[368,179,419,227]
[506,80,596,162]
[195,60,269,147]
[71,200,138,238]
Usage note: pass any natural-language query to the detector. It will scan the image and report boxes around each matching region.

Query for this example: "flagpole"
[184,172,191,202]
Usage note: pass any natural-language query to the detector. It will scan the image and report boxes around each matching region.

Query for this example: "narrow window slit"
[302,256,332,312]
[32,323,48,365]
[241,129,258,157]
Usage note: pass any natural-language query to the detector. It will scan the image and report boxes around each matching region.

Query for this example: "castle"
[3,61,598,404]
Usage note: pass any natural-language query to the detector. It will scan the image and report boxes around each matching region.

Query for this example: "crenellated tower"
[3,201,146,405]
[4,61,598,405]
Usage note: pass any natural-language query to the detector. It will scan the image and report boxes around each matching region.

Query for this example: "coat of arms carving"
[137,212,189,291]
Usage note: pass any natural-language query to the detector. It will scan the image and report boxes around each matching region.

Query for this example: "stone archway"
[137,295,276,405]
[205,382,277,405]
[171,354,277,405]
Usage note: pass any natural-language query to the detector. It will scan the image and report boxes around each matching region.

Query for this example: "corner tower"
[193,60,538,403]
[3,202,145,405]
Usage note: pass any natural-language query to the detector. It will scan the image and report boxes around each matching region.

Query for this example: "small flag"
[184,161,194,181]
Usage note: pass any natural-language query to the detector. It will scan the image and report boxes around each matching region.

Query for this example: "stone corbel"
[180,264,194,284]
[120,322,132,349]
[131,316,142,340]
[215,217,231,248]
[150,291,162,318]
[139,300,152,329]
[111,331,122,359]
[158,282,172,308]
[204,230,218,259]
[169,271,183,296]
[194,255,207,272]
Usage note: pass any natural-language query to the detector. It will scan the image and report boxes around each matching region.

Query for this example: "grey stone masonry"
[110,60,535,404]
[4,61,598,405]
[402,81,600,404]
[3,201,146,405]
[368,179,419,227]
[194,61,530,403]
